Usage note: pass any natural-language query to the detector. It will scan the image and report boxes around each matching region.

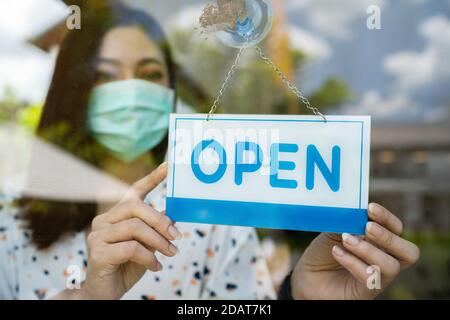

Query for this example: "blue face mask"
[87,79,174,162]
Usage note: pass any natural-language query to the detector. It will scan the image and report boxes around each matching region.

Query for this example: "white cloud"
[340,90,444,122]
[384,50,434,90]
[384,15,450,90]
[341,90,409,118]
[360,91,410,118]
[340,90,422,121]
[288,26,331,60]
[286,0,385,39]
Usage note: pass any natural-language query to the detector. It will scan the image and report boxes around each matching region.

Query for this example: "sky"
[0,0,449,123]
[283,0,450,123]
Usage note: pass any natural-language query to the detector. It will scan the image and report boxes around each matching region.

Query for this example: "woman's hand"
[291,203,420,300]
[81,162,182,300]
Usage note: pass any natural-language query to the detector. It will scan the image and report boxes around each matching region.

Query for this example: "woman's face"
[94,26,170,87]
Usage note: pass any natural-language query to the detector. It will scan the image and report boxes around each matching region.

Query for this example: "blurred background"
[0,0,449,299]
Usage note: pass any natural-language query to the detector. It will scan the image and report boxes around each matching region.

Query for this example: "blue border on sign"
[170,117,365,209]
[166,197,367,234]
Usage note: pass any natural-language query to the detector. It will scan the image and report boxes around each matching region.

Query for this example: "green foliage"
[0,87,43,132]
[403,231,450,247]
[18,102,43,132]
[0,87,27,124]
[291,49,307,68]
[308,76,354,110]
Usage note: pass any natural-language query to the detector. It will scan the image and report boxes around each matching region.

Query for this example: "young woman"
[0,3,419,300]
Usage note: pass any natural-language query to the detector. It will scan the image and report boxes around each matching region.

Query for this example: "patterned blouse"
[0,182,275,300]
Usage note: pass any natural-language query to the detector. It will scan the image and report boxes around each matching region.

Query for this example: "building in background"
[371,124,450,231]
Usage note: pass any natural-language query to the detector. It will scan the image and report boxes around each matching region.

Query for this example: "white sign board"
[166,114,371,234]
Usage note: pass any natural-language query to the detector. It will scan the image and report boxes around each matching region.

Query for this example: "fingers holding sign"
[365,204,420,268]
[84,162,183,299]
[93,198,182,242]
[332,203,420,292]
[91,161,181,255]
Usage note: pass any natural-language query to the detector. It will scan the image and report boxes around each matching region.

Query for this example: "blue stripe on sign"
[166,197,368,235]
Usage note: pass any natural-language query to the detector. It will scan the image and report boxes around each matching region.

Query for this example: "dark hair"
[19,2,176,249]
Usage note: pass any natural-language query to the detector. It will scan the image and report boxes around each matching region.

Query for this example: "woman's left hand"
[291,203,420,300]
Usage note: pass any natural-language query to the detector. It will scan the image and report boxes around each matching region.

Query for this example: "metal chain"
[207,47,246,120]
[206,44,327,122]
[254,46,327,122]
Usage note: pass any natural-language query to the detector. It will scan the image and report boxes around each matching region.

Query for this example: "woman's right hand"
[81,162,182,300]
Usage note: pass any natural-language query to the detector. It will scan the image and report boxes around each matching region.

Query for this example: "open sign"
[166,114,371,234]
